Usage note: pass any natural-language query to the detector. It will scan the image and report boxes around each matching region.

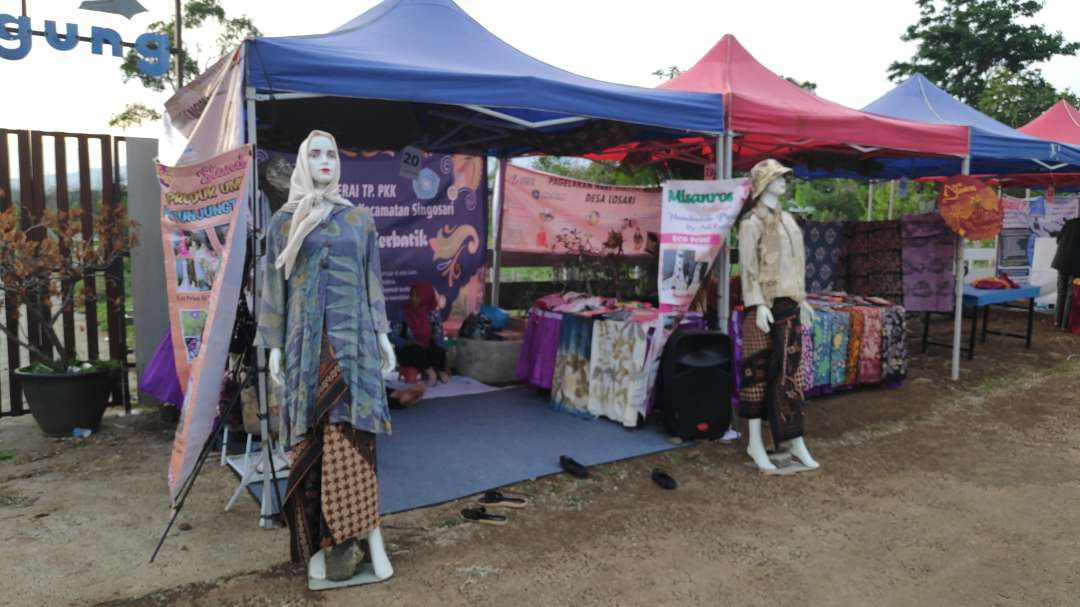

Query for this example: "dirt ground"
[2,311,1079,606]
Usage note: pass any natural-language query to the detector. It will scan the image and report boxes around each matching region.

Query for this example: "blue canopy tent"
[242,0,726,309]
[859,74,1080,380]
[862,74,1080,176]
[244,0,724,158]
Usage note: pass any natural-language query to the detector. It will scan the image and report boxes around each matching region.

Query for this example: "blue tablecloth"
[963,285,1041,307]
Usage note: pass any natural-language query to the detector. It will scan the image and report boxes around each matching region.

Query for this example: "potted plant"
[0,204,135,436]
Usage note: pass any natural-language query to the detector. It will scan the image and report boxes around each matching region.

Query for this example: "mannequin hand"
[269,348,285,387]
[377,332,396,377]
[799,301,816,325]
[755,305,774,334]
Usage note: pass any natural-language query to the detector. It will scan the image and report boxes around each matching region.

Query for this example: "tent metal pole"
[246,88,279,528]
[866,180,874,221]
[888,180,896,219]
[490,157,507,307]
[718,133,733,335]
[951,156,971,381]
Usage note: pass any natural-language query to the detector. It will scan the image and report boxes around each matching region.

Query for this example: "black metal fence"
[0,129,131,416]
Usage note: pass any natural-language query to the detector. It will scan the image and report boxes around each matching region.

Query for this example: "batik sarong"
[857,306,884,384]
[550,313,594,417]
[881,306,909,383]
[284,332,379,564]
[738,298,805,447]
[801,322,815,392]
[587,319,650,427]
[829,309,850,388]
[516,308,562,389]
[803,221,845,293]
[810,309,833,388]
[901,213,957,312]
[845,308,864,386]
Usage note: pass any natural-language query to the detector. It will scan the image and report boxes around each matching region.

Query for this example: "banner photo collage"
[501,164,661,257]
[160,145,252,501]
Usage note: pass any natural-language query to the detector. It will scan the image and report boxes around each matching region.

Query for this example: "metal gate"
[0,129,132,416]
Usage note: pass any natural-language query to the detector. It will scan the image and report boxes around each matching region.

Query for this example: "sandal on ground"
[460,506,507,526]
[651,468,677,490]
[478,490,529,508]
[559,455,589,479]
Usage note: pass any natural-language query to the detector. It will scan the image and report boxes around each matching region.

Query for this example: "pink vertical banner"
[160,145,252,503]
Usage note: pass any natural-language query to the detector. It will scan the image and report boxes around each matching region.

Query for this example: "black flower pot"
[15,368,112,437]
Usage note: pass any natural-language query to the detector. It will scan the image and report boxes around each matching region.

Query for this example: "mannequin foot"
[782,437,820,469]
[745,418,776,470]
[368,528,394,580]
[746,443,777,470]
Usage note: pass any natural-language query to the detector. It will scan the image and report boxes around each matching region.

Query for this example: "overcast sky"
[3,0,1080,139]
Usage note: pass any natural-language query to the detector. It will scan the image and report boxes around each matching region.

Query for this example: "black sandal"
[478,490,530,508]
[559,455,589,479]
[651,468,677,490]
[460,506,508,526]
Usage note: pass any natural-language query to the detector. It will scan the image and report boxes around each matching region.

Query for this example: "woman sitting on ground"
[392,282,451,385]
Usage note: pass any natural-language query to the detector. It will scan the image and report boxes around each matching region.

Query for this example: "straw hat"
[750,159,793,199]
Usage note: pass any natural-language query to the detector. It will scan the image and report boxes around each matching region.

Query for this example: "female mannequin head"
[307,134,338,187]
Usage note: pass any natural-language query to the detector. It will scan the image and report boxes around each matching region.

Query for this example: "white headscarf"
[275,130,353,279]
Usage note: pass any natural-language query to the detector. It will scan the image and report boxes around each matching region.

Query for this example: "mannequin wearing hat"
[256,131,397,587]
[737,159,819,472]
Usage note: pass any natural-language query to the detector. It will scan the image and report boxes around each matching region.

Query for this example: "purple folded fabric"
[516,308,562,389]
[902,213,957,312]
[139,329,184,407]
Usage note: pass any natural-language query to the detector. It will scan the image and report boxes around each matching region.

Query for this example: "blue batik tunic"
[255,204,391,448]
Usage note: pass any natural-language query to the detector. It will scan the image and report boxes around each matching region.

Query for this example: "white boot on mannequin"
[746,419,777,470]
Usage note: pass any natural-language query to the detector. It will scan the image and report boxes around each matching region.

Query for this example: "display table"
[517,302,702,427]
[921,285,1040,359]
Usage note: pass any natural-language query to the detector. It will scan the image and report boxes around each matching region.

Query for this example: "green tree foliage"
[110,0,259,128]
[976,68,1080,127]
[888,0,1078,109]
[793,179,939,222]
[532,157,662,186]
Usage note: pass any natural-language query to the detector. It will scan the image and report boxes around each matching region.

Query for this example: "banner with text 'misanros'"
[659,179,750,311]
[161,145,252,504]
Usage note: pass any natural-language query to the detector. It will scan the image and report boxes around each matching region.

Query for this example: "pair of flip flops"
[461,491,530,525]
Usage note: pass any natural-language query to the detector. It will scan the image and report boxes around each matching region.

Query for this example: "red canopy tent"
[593,35,969,172]
[1002,100,1080,187]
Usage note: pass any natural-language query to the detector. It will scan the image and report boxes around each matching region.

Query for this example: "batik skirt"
[283,332,380,564]
[738,298,806,447]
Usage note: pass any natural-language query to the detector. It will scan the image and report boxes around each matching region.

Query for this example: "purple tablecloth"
[516,309,563,389]
[139,330,184,407]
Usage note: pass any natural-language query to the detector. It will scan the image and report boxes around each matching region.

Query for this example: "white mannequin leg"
[782,437,819,469]
[367,527,394,580]
[745,419,777,470]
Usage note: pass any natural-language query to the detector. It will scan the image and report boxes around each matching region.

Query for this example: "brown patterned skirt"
[738,298,806,448]
[283,332,380,564]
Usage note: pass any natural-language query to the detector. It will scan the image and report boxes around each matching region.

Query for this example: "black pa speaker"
[658,328,733,439]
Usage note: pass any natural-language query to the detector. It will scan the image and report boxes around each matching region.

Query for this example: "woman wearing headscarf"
[255,130,396,586]
[392,282,450,385]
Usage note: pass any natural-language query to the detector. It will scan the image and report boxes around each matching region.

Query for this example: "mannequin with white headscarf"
[255,130,396,587]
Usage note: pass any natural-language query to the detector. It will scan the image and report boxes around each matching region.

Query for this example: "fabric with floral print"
[587,319,650,427]
[255,205,391,448]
